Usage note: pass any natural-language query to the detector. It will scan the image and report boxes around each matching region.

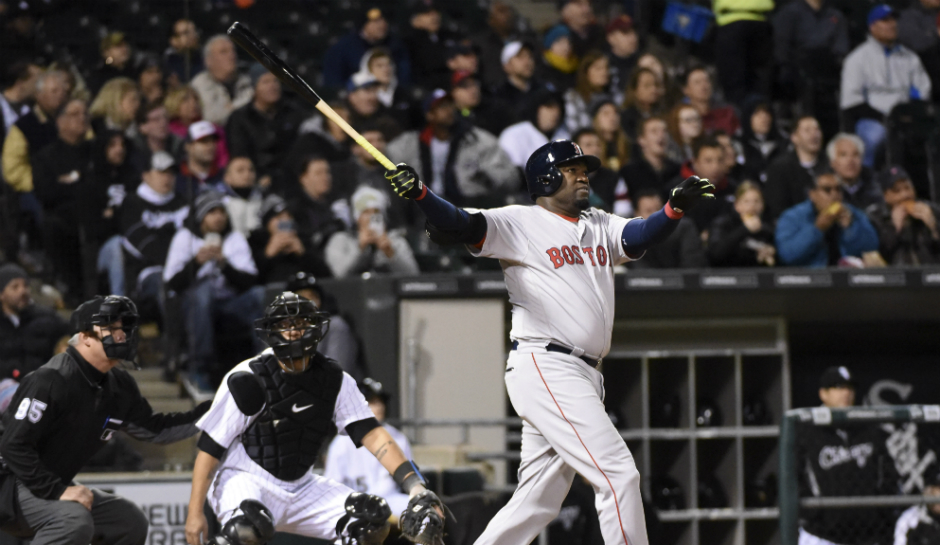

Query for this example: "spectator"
[0,61,40,142]
[606,15,639,101]
[682,66,740,136]
[287,103,353,176]
[564,51,611,133]
[248,194,331,284]
[828,133,882,211]
[620,67,664,141]
[135,54,166,109]
[82,129,138,296]
[772,0,849,139]
[712,0,774,106]
[739,101,787,183]
[285,271,366,380]
[558,0,605,57]
[841,5,932,168]
[31,98,92,303]
[120,151,189,313]
[221,156,262,238]
[472,1,521,90]
[191,35,253,126]
[636,53,673,102]
[621,116,681,211]
[163,190,264,389]
[404,3,461,90]
[499,87,570,169]
[131,102,183,174]
[591,98,630,171]
[323,6,411,91]
[898,0,940,98]
[88,77,140,139]
[866,165,940,265]
[452,70,510,137]
[89,32,136,95]
[176,120,224,197]
[226,63,302,186]
[324,378,412,512]
[446,44,480,77]
[665,103,702,164]
[894,470,940,545]
[164,18,204,86]
[775,172,879,267]
[344,72,397,133]
[671,134,736,232]
[626,189,706,269]
[539,25,578,91]
[494,41,541,118]
[764,116,828,221]
[0,264,68,379]
[572,128,623,214]
[324,186,419,278]
[165,85,230,174]
[288,156,345,248]
[386,89,517,207]
[2,70,68,193]
[715,129,745,182]
[707,181,777,267]
[358,49,413,128]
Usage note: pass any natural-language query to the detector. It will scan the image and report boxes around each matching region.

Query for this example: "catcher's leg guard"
[209,500,275,545]
[335,492,391,545]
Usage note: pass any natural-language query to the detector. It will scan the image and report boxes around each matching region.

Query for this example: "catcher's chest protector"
[242,353,344,481]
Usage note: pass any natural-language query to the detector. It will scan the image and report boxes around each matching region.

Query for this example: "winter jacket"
[626,219,706,269]
[225,100,303,179]
[775,200,879,267]
[324,229,419,278]
[763,150,829,221]
[121,183,190,293]
[0,305,68,379]
[866,201,940,265]
[840,36,932,120]
[190,72,253,126]
[707,213,776,267]
[386,124,518,206]
[163,227,258,295]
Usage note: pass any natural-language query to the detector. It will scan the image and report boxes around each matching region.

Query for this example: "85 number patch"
[14,398,47,423]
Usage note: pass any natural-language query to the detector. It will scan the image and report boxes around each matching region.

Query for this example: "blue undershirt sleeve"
[620,207,681,257]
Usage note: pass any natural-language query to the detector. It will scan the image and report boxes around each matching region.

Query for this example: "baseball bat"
[226,21,397,171]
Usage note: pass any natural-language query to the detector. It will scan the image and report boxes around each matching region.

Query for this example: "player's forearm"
[188,450,220,516]
[362,427,416,490]
[620,205,683,256]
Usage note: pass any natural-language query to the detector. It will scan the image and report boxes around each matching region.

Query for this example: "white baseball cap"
[150,151,176,172]
[187,120,218,142]
[501,41,529,66]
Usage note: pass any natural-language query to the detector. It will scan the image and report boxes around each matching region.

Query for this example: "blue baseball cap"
[867,4,897,26]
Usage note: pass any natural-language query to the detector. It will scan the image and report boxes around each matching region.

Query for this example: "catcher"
[184,292,448,545]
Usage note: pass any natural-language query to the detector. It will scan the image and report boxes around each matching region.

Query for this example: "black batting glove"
[385,162,424,199]
[668,176,715,213]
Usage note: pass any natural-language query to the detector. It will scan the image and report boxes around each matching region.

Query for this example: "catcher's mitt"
[399,490,449,545]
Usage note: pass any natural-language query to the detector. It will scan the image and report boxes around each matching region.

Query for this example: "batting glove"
[668,176,715,213]
[385,163,424,199]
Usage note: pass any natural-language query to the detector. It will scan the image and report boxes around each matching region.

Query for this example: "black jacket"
[764,150,829,222]
[31,138,94,221]
[0,306,68,380]
[247,227,332,284]
[707,213,776,267]
[120,186,190,294]
[0,347,209,500]
[866,201,940,265]
[225,101,303,179]
[626,219,706,269]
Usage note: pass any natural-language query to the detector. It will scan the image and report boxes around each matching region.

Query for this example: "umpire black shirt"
[0,347,208,500]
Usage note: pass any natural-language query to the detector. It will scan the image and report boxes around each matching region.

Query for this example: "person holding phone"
[324,186,419,278]
[247,195,332,284]
[163,191,266,391]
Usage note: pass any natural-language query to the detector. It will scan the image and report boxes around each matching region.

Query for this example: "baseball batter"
[184,293,447,545]
[385,140,714,545]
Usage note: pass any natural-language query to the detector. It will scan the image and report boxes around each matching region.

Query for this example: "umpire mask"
[71,295,141,368]
[254,292,330,373]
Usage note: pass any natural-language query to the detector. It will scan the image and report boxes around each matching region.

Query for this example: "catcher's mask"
[254,292,330,373]
[70,295,141,369]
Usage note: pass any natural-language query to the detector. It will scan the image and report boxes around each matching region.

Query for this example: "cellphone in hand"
[204,233,222,248]
[277,219,296,232]
[369,212,385,235]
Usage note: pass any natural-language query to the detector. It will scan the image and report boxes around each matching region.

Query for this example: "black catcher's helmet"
[70,295,141,367]
[524,140,601,200]
[254,292,330,373]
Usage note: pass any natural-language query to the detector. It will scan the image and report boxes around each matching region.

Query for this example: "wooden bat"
[227,21,397,171]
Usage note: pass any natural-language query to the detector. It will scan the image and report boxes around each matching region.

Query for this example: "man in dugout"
[0,295,210,545]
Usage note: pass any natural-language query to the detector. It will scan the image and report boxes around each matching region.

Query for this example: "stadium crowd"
[1,0,940,388]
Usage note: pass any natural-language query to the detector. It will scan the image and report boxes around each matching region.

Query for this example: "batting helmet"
[254,292,330,373]
[524,140,601,200]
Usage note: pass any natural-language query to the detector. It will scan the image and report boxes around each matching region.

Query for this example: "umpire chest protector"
[242,352,343,481]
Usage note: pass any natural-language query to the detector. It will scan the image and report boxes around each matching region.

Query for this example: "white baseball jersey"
[324,423,413,515]
[470,205,636,359]
[196,350,376,536]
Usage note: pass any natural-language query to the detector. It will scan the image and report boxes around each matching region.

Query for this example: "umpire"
[0,295,210,545]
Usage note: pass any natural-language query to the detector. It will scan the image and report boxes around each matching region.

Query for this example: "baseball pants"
[474,349,648,545]
[209,466,353,542]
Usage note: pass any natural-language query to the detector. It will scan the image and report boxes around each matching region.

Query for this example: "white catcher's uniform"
[469,205,648,545]
[196,352,376,541]
[324,424,413,515]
